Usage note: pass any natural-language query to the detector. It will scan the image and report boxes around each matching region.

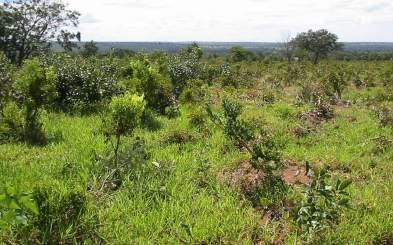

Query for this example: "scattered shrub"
[167,48,202,97]
[323,66,348,100]
[208,98,283,174]
[292,166,351,241]
[0,102,24,142]
[103,92,145,163]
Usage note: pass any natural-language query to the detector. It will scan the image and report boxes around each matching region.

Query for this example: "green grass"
[1,81,393,244]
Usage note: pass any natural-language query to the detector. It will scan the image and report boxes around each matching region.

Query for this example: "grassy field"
[1,64,393,244]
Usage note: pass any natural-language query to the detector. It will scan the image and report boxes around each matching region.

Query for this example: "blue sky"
[8,0,393,42]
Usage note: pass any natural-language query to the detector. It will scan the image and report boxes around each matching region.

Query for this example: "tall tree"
[293,29,341,64]
[0,0,80,65]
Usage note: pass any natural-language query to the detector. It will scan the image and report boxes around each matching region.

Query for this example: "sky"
[65,0,393,42]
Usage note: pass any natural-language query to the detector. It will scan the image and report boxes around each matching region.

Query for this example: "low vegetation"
[1,0,393,244]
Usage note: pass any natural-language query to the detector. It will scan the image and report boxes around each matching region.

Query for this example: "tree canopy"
[293,29,341,64]
[0,0,80,65]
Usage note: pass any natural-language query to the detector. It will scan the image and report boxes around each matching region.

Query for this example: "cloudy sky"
[67,0,393,42]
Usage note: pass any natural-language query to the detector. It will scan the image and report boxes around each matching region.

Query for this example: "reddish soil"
[220,160,311,198]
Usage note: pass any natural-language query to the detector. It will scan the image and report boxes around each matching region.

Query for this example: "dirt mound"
[220,161,311,196]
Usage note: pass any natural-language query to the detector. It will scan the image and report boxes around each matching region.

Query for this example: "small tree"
[293,29,341,64]
[15,59,57,144]
[82,40,99,57]
[105,93,145,164]
[228,46,253,63]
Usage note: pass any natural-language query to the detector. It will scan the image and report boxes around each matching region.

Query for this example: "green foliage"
[293,29,341,64]
[228,46,254,63]
[0,0,80,64]
[108,93,145,137]
[293,166,352,240]
[323,65,348,100]
[129,58,173,114]
[12,59,57,144]
[208,98,282,174]
[102,92,146,170]
[0,184,38,227]
[0,102,24,142]
[0,53,14,108]
[168,47,202,97]
[45,54,120,113]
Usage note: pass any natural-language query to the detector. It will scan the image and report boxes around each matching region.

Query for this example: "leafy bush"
[0,102,24,142]
[163,130,195,146]
[179,81,208,104]
[167,48,202,97]
[292,166,351,241]
[323,65,348,100]
[189,108,209,129]
[208,98,283,174]
[12,59,57,145]
[28,188,100,244]
[0,184,38,228]
[44,54,120,113]
[128,59,173,114]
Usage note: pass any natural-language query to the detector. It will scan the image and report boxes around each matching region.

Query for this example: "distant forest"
[52,41,393,54]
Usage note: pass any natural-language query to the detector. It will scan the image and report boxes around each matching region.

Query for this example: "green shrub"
[28,188,100,244]
[167,49,202,97]
[13,59,57,145]
[163,129,195,146]
[0,102,24,142]
[129,59,173,114]
[323,65,348,100]
[208,98,283,174]
[0,183,38,228]
[43,54,120,113]
[104,92,145,162]
[292,166,351,241]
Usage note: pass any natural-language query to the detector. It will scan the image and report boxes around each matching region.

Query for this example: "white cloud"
[66,0,393,42]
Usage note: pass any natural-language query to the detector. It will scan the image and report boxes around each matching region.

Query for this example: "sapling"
[207,98,282,175]
[292,165,352,241]
[106,92,146,165]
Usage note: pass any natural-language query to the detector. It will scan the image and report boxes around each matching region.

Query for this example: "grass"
[1,79,393,244]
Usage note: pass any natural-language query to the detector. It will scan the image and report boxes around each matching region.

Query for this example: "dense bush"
[2,59,57,145]
[167,47,202,97]
[127,58,173,114]
[43,54,120,112]
[0,102,24,142]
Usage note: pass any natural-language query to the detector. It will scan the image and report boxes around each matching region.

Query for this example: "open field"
[2,53,393,244]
